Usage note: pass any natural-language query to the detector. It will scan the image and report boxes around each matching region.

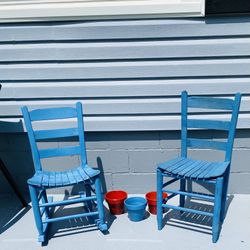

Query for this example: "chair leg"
[179,179,186,208]
[94,177,107,231]
[29,185,46,243]
[157,168,163,230]
[220,169,230,222]
[212,177,224,243]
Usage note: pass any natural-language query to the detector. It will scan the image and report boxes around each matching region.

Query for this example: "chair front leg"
[94,177,107,231]
[29,185,46,243]
[157,168,163,230]
[220,168,230,222]
[212,177,224,243]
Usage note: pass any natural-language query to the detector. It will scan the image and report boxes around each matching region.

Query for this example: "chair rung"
[162,204,213,217]
[163,189,215,201]
[39,195,96,207]
[43,211,99,224]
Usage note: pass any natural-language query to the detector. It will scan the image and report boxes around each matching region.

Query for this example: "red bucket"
[105,190,128,215]
[145,191,168,215]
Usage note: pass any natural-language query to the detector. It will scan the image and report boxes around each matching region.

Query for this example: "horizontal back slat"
[39,145,81,158]
[34,127,79,140]
[29,107,77,121]
[187,138,227,151]
[188,97,234,110]
[187,119,231,131]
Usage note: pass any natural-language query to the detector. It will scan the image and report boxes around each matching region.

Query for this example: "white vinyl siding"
[0,16,250,132]
[0,0,204,22]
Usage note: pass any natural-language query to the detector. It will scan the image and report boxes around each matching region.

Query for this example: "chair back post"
[181,91,188,158]
[76,102,87,167]
[21,106,42,171]
[225,93,241,162]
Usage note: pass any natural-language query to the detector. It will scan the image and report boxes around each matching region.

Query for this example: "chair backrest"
[181,91,241,163]
[22,102,87,172]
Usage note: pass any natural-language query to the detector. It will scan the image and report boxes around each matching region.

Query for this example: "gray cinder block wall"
[0,130,249,195]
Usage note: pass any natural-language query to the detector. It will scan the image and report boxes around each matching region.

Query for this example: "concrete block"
[112,173,156,193]
[231,149,250,173]
[37,141,58,149]
[162,149,180,162]
[234,129,250,148]
[58,140,79,147]
[129,149,179,173]
[160,131,180,149]
[85,132,110,150]
[109,131,160,150]
[229,173,250,194]
[102,173,113,193]
[41,155,80,172]
[160,130,215,150]
[87,150,129,173]
[188,149,225,162]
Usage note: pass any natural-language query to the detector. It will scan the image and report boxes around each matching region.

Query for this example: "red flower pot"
[105,190,128,215]
[145,191,168,215]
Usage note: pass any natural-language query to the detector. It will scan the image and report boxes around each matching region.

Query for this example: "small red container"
[105,190,128,215]
[145,191,168,215]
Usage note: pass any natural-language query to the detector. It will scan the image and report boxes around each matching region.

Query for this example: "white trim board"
[0,0,205,23]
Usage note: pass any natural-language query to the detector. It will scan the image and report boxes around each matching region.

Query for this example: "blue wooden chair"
[157,91,241,243]
[22,102,107,243]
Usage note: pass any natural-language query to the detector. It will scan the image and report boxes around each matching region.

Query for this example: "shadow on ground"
[46,191,116,243]
[0,195,31,235]
[162,194,234,235]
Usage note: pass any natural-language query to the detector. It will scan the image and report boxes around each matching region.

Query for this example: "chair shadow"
[47,191,116,242]
[0,196,31,235]
[162,194,234,235]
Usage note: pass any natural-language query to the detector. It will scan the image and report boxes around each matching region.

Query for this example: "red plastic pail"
[145,191,168,215]
[105,190,128,215]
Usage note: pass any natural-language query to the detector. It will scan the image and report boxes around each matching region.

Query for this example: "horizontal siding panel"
[2,78,250,98]
[0,16,249,132]
[0,114,249,132]
[0,59,249,80]
[1,38,250,61]
[1,96,250,116]
[0,17,250,42]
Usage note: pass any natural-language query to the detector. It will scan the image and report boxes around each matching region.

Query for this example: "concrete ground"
[0,194,250,250]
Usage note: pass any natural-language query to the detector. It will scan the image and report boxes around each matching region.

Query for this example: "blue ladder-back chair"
[157,91,241,243]
[22,103,107,243]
